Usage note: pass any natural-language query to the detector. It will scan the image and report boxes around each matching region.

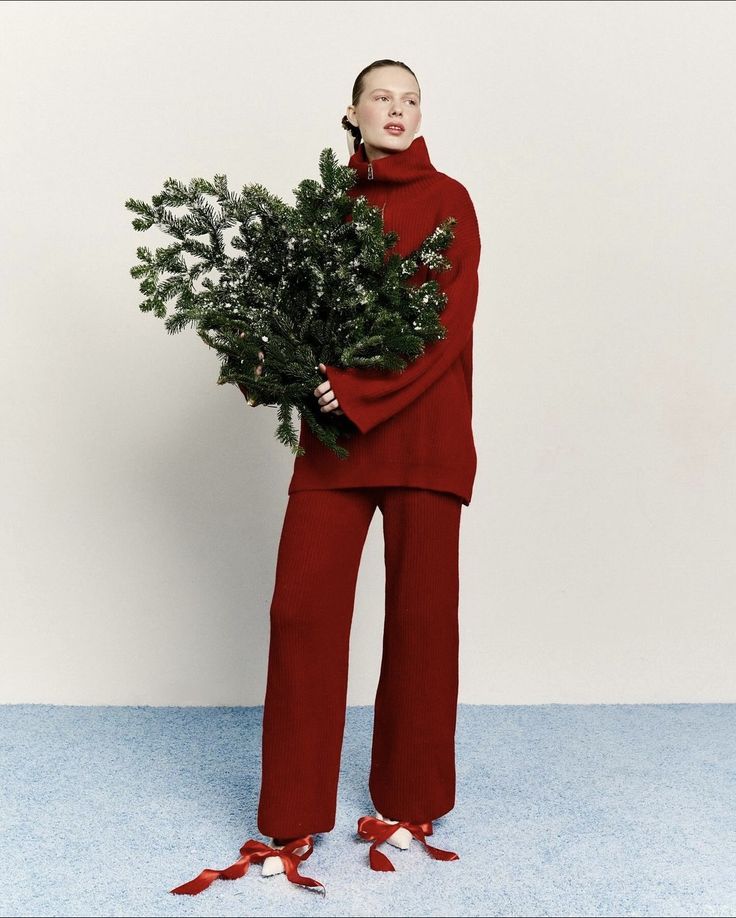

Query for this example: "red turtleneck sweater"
[245,135,482,506]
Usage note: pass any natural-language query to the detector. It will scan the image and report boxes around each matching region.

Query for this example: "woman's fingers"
[320,396,341,413]
[236,334,263,400]
[314,382,338,410]
[314,368,343,415]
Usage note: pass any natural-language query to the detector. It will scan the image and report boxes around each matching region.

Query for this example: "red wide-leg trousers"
[257,486,463,840]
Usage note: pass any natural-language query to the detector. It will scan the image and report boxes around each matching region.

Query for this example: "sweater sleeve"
[322,183,481,435]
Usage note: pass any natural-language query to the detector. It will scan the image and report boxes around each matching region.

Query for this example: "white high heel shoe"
[261,838,310,877]
[375,811,412,849]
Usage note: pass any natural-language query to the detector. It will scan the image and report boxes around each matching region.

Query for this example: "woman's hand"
[238,331,265,406]
[315,363,344,415]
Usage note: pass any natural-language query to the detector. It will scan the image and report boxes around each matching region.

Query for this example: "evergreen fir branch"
[125,147,456,459]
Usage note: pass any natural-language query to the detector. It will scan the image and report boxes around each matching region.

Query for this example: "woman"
[171,59,481,896]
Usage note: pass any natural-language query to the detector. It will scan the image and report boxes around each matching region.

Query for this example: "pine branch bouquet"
[125,148,456,459]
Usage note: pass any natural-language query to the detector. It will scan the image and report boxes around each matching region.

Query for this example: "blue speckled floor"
[2,703,734,917]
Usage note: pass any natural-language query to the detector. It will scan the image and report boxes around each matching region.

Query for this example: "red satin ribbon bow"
[357,815,460,871]
[169,835,325,895]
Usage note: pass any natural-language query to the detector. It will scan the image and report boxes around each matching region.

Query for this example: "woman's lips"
[384,125,404,134]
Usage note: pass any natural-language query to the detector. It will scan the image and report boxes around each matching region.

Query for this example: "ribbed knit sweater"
[244,135,482,506]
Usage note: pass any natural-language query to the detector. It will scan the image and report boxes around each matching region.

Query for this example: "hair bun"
[341,114,361,154]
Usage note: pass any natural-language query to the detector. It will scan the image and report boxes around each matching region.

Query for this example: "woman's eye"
[376,96,417,105]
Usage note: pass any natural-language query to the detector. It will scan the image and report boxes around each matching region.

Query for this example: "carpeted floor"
[1,703,734,917]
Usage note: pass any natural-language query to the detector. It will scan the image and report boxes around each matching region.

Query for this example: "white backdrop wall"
[2,0,734,705]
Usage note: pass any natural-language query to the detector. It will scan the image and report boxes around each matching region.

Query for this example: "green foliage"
[125,148,455,458]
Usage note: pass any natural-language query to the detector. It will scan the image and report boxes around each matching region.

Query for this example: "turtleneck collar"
[348,134,438,186]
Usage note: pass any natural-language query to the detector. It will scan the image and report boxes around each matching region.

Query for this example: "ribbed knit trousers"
[257,486,463,840]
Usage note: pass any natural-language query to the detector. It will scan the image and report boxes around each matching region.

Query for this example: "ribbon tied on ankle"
[357,814,459,871]
[170,835,325,895]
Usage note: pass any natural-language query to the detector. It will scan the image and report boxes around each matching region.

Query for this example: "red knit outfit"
[257,136,479,856]
[171,136,476,894]
[289,134,482,507]
[256,485,463,838]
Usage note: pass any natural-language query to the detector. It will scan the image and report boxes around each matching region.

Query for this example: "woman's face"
[347,66,422,160]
